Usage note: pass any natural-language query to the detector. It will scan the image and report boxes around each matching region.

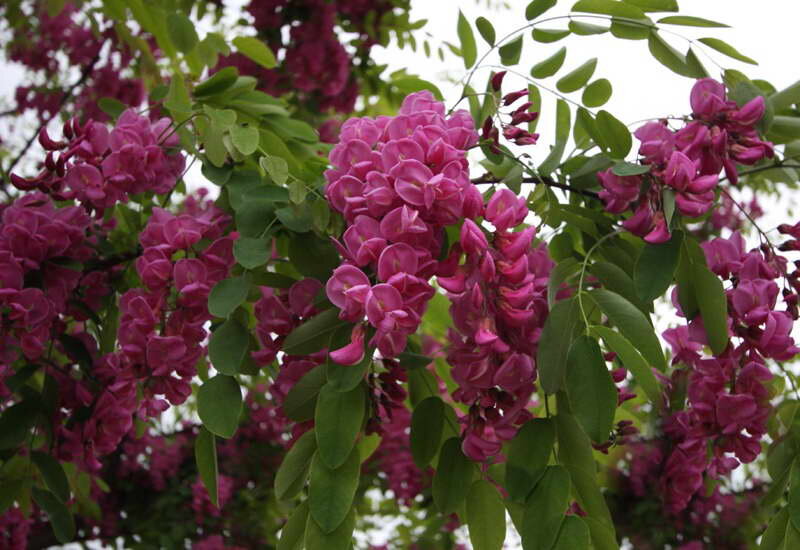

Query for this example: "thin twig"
[471,174,600,199]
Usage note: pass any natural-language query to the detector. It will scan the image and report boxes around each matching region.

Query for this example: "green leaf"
[648,31,692,77]
[685,47,710,78]
[658,15,730,28]
[566,336,617,443]
[283,308,350,356]
[288,232,341,281]
[467,480,506,550]
[31,452,70,503]
[306,505,356,550]
[691,263,729,355]
[197,374,242,438]
[277,204,314,233]
[195,427,218,507]
[526,0,557,20]
[234,237,270,270]
[392,77,445,101]
[208,319,249,376]
[582,79,612,107]
[572,0,646,17]
[195,66,238,97]
[589,261,649,315]
[32,487,75,543]
[284,364,328,422]
[275,429,316,501]
[521,466,570,550]
[164,74,192,116]
[568,20,608,35]
[475,16,496,46]
[499,35,524,66]
[315,383,365,469]
[208,276,250,318]
[260,154,289,186]
[548,258,580,308]
[456,10,477,68]
[232,36,277,68]
[309,448,360,533]
[506,418,555,502]
[166,12,198,53]
[532,28,571,43]
[624,0,677,10]
[611,161,650,176]
[760,507,789,550]
[0,398,39,449]
[539,99,571,175]
[97,97,126,119]
[327,354,370,392]
[278,502,308,550]
[588,289,665,370]
[790,459,800,531]
[554,516,591,549]
[432,437,475,515]
[590,326,662,405]
[410,396,445,468]
[538,298,582,393]
[230,125,260,156]
[634,231,682,302]
[698,37,757,65]
[595,110,631,158]
[531,47,567,79]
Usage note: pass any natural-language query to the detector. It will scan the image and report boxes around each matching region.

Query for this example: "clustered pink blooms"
[192,474,235,523]
[659,232,796,513]
[324,90,480,360]
[598,78,773,243]
[11,109,185,213]
[0,506,33,550]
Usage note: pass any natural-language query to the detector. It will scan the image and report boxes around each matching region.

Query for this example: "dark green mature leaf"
[531,47,567,79]
[31,452,70,503]
[591,326,661,405]
[539,99,571,175]
[208,276,250,318]
[698,37,757,65]
[634,231,682,302]
[0,398,39,449]
[467,480,506,550]
[195,66,238,97]
[278,502,308,550]
[456,10,477,68]
[0,480,23,515]
[566,336,617,443]
[32,487,75,543]
[521,466,570,550]
[195,427,218,507]
[686,48,710,78]
[475,16,496,46]
[309,448,360,533]
[306,505,356,550]
[506,418,555,502]
[432,437,474,515]
[327,353,370,392]
[595,110,631,158]
[315,383,364,469]
[548,258,580,307]
[582,79,612,107]
[526,0,557,20]
[691,263,729,355]
[556,58,597,93]
[288,232,341,281]
[790,459,800,531]
[588,289,666,371]
[760,507,789,550]
[275,429,316,500]
[284,364,328,421]
[648,30,695,77]
[208,319,249,375]
[611,162,650,176]
[198,375,242,438]
[658,15,729,27]
[232,36,277,68]
[499,35,524,66]
[532,28,571,43]
[589,261,649,315]
[538,297,582,393]
[283,308,349,356]
[166,12,198,53]
[411,396,445,468]
[568,20,608,35]
[234,237,270,269]
[554,516,592,549]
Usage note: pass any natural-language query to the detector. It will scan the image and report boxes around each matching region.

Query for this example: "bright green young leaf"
[166,12,198,53]
[609,17,651,40]
[634,231,682,302]
[582,78,612,107]
[230,125,260,156]
[195,66,239,97]
[590,326,662,406]
[410,396,445,468]
[274,429,316,501]
[260,154,289,186]
[526,0,557,20]
[576,108,607,149]
[554,516,592,550]
[475,16,496,46]
[499,35,524,65]
[521,466,570,550]
[432,437,474,515]
[208,319,249,376]
[31,452,70,503]
[698,37,757,65]
[467,480,506,550]
[571,0,646,18]
[568,20,608,35]
[164,74,192,116]
[195,427,218,507]
[306,505,356,550]
[532,28,571,43]
[539,99,571,174]
[565,336,617,443]
[315,383,365,469]
[595,110,632,158]
[456,10,477,68]
[611,161,650,176]
[506,418,555,502]
[98,97,126,119]
[208,276,250,318]
[658,15,730,28]
[624,0,677,11]
[531,47,567,79]
[32,487,75,544]
[198,374,242,438]
[686,48,710,78]
[232,36,277,68]
[284,364,328,422]
[309,448,360,533]
[283,308,350,356]
[537,297,582,393]
[277,502,308,550]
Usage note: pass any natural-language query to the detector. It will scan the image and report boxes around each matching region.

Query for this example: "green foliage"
[198,375,243,438]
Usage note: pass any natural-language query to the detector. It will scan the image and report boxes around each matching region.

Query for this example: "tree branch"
[471,173,601,199]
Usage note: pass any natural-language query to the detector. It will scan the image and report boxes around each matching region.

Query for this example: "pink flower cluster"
[659,232,796,513]
[480,72,540,150]
[440,197,552,462]
[598,78,773,243]
[324,90,480,360]
[192,474,235,523]
[11,109,185,212]
[0,506,32,550]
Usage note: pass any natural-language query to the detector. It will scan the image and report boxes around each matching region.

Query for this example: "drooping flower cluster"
[480,71,540,150]
[324,90,480,360]
[598,78,773,243]
[11,109,185,212]
[659,232,796,513]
